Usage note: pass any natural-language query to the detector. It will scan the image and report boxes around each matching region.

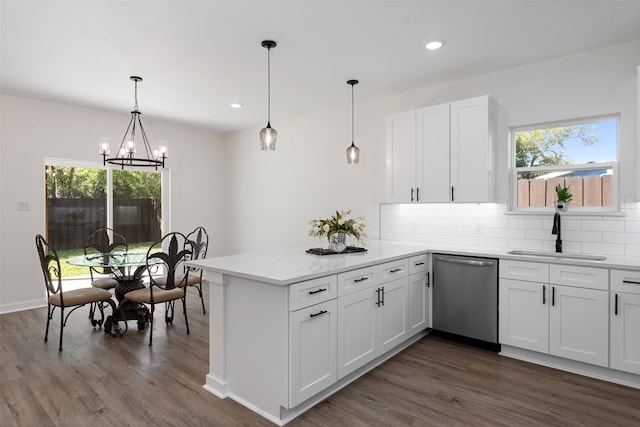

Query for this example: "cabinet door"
[416,103,450,202]
[377,277,409,354]
[549,285,609,367]
[386,110,416,202]
[611,292,640,375]
[449,95,495,202]
[337,287,377,379]
[407,272,428,336]
[499,279,549,353]
[289,300,338,407]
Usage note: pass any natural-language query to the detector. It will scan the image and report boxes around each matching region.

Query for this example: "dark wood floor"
[2,285,639,426]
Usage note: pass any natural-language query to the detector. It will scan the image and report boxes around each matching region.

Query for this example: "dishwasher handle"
[434,255,496,267]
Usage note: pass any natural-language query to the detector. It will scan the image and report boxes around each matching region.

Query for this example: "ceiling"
[2,0,640,134]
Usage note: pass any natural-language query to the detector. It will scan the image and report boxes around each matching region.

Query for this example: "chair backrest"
[84,228,128,276]
[36,234,62,298]
[147,232,192,290]
[186,226,208,263]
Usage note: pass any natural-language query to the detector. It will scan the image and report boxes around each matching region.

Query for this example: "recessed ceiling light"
[425,40,444,50]
[230,102,243,109]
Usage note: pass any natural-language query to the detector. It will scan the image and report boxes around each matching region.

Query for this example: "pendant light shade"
[260,40,277,151]
[346,79,360,164]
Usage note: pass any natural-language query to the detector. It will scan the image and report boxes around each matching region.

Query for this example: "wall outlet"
[17,201,30,211]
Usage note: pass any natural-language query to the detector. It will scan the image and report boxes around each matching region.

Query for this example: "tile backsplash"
[380,202,640,257]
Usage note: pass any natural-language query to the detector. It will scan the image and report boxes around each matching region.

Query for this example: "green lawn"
[58,242,154,278]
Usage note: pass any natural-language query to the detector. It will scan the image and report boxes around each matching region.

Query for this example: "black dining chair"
[84,227,128,291]
[120,232,191,346]
[36,234,116,351]
[154,226,209,314]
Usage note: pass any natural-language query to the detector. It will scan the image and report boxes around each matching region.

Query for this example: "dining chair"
[84,227,128,291]
[154,226,209,314]
[120,232,191,346]
[36,234,116,351]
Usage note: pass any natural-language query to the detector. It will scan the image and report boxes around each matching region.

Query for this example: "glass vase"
[328,233,347,253]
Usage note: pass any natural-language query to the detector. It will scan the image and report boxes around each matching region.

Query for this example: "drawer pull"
[354,277,368,283]
[389,268,402,273]
[622,279,640,285]
[414,262,425,266]
[308,288,327,295]
[309,310,328,318]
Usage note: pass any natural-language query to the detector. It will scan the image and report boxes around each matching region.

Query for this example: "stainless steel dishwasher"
[432,254,499,350]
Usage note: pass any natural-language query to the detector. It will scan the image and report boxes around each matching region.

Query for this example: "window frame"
[508,115,620,214]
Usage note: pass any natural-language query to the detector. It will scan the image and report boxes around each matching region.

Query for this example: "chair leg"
[148,305,154,347]
[182,296,190,335]
[44,304,52,343]
[197,283,206,314]
[58,306,64,351]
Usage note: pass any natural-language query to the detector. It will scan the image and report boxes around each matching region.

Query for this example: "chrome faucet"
[552,212,562,253]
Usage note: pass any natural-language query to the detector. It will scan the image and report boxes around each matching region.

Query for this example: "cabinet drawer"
[549,264,608,291]
[378,258,409,283]
[289,275,337,311]
[500,260,549,282]
[409,254,428,275]
[611,269,640,294]
[337,266,378,297]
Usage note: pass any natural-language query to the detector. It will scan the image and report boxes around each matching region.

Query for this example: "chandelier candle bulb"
[98,137,111,155]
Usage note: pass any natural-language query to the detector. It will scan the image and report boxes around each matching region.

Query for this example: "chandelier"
[99,76,167,169]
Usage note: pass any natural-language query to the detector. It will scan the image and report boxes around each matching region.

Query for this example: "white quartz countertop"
[185,241,429,286]
[187,240,640,286]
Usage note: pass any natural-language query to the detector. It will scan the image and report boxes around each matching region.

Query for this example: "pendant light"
[346,79,360,164]
[99,76,167,169]
[260,40,277,151]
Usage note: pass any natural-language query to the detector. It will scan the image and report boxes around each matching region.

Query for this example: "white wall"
[0,94,225,313]
[223,40,640,254]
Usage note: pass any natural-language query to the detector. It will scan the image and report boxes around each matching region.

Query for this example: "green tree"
[46,166,106,198]
[516,125,598,178]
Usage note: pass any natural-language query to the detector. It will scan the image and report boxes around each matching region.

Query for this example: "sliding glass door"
[45,160,166,279]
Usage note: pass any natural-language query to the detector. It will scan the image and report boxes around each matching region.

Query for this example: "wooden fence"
[46,198,162,250]
[517,175,612,207]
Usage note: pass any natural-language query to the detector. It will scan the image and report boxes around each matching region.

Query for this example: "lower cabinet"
[408,254,430,334]
[549,284,608,366]
[499,261,609,368]
[610,269,640,375]
[289,299,338,407]
[336,277,408,378]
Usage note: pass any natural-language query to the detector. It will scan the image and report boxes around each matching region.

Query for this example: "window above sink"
[509,115,619,214]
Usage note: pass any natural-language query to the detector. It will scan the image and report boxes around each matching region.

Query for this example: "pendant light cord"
[267,46,271,123]
[133,79,139,112]
[351,83,355,143]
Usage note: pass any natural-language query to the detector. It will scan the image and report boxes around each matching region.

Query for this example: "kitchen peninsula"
[186,241,431,426]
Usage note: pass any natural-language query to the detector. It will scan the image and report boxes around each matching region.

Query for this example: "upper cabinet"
[386,95,496,203]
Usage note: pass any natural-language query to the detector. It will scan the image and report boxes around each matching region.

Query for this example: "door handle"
[614,293,618,315]
[552,286,555,306]
[416,187,420,202]
[543,285,546,305]
[411,188,414,202]
[426,271,430,287]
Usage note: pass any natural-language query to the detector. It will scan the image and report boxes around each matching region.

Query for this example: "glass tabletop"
[66,252,148,268]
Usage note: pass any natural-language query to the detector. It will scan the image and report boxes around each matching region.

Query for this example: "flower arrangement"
[309,210,367,245]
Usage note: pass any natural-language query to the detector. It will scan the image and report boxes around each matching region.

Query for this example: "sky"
[561,119,617,164]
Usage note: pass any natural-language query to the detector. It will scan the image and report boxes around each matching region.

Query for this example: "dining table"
[66,251,151,334]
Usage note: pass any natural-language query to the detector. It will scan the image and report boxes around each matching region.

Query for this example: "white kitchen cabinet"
[549,284,609,367]
[449,96,496,203]
[386,110,417,203]
[610,270,640,374]
[499,278,549,353]
[408,254,429,335]
[385,95,496,203]
[289,299,338,407]
[500,260,609,367]
[337,260,409,379]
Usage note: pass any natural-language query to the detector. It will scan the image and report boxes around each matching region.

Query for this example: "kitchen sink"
[507,250,607,261]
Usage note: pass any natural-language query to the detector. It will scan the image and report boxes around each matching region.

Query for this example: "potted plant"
[554,184,572,211]
[309,210,367,252]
